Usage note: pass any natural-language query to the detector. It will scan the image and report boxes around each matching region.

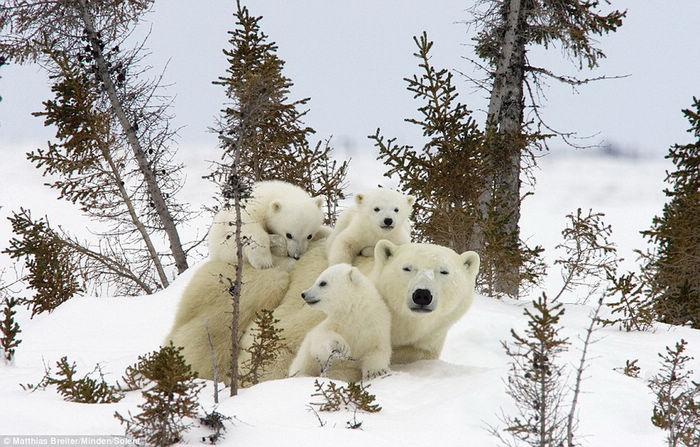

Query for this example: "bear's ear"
[312,196,324,209]
[270,201,282,213]
[407,195,416,207]
[348,266,362,283]
[354,193,364,205]
[460,251,480,277]
[374,239,397,267]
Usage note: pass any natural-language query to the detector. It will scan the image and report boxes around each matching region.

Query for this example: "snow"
[1,149,698,445]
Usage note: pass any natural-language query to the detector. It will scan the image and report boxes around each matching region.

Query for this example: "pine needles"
[309,379,381,413]
[114,344,203,446]
[239,309,288,388]
[649,340,699,447]
[20,356,123,404]
[1,296,22,362]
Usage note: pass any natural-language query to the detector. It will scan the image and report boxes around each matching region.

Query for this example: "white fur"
[167,239,480,384]
[289,264,391,381]
[326,188,415,265]
[370,240,480,364]
[208,180,324,269]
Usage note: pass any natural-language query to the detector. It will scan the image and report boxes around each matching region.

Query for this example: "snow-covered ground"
[1,151,698,446]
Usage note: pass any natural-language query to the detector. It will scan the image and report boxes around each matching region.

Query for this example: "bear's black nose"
[301,292,306,299]
[384,217,393,226]
[412,289,432,306]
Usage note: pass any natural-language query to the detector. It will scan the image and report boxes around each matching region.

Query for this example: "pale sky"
[1,0,699,156]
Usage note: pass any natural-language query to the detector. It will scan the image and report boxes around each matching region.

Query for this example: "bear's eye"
[286,233,293,239]
[440,269,450,275]
[373,207,380,212]
[307,234,313,240]
[394,207,399,213]
[319,281,327,287]
[402,265,412,272]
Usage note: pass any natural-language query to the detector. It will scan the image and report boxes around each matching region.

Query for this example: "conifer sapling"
[1,296,22,363]
[115,344,204,446]
[239,309,288,387]
[648,339,699,447]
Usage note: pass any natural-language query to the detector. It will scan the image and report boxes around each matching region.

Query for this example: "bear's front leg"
[361,347,391,380]
[242,223,274,269]
[308,330,352,371]
[288,340,319,378]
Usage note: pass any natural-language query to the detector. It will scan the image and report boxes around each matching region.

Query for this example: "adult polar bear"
[166,239,480,384]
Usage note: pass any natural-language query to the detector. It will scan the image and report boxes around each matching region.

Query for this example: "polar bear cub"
[208,180,324,269]
[289,263,391,380]
[326,188,415,265]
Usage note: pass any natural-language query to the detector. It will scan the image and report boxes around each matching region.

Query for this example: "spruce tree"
[211,1,348,395]
[1,296,22,362]
[210,1,347,223]
[239,309,287,387]
[115,344,203,446]
[4,209,83,316]
[648,339,699,447]
[470,0,625,297]
[553,208,618,303]
[372,32,546,297]
[371,32,485,255]
[490,294,570,447]
[0,0,191,296]
[641,98,699,328]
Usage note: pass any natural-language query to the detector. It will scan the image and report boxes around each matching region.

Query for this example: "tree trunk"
[228,160,244,397]
[475,0,527,298]
[76,0,189,276]
[98,142,170,289]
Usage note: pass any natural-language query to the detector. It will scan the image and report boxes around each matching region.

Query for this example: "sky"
[1,0,699,158]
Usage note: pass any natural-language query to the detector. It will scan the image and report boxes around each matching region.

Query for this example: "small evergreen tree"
[648,339,699,447]
[4,209,83,316]
[210,1,347,224]
[115,344,203,446]
[211,1,348,395]
[371,32,545,297]
[490,294,570,447]
[1,296,22,363]
[641,98,700,328]
[613,359,641,378]
[310,379,382,413]
[49,357,123,403]
[599,270,655,331]
[553,208,618,303]
[371,32,485,255]
[20,356,123,403]
[239,309,288,387]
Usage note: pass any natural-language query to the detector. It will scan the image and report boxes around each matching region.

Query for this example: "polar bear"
[369,240,479,364]
[326,188,415,265]
[289,263,391,381]
[208,180,324,269]
[167,237,479,384]
[165,260,291,384]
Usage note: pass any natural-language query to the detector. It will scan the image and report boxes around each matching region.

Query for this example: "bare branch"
[567,297,604,446]
[526,65,630,86]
